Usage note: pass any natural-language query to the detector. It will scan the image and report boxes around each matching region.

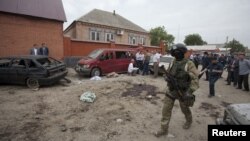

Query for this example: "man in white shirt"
[30,44,41,55]
[153,51,161,78]
[128,59,138,76]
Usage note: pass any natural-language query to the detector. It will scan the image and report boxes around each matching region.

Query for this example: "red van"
[75,48,136,77]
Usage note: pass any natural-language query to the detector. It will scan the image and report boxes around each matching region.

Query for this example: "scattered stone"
[150,100,157,105]
[60,124,67,132]
[107,131,118,139]
[116,118,123,123]
[167,133,175,138]
[146,95,153,100]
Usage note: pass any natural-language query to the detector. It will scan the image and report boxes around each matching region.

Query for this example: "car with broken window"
[75,48,136,77]
[216,103,250,125]
[0,55,68,89]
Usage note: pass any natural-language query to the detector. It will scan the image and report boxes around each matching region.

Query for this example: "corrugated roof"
[77,9,147,33]
[0,0,66,22]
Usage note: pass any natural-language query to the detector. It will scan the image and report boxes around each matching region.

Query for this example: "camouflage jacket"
[167,59,199,97]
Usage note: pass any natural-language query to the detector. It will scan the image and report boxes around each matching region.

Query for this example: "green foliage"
[149,26,175,50]
[225,39,246,53]
[184,34,206,45]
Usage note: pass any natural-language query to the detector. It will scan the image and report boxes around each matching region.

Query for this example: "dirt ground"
[0,68,250,141]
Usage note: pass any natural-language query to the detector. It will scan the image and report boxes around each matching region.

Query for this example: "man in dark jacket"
[201,52,210,80]
[40,43,49,56]
[207,57,223,97]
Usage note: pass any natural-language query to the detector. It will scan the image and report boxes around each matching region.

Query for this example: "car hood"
[149,62,171,69]
[227,103,250,125]
[78,57,96,65]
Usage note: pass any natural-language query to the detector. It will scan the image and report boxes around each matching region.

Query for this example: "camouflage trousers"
[161,96,192,131]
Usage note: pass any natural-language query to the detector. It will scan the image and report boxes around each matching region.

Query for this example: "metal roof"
[0,0,66,22]
[77,9,147,33]
[187,45,231,51]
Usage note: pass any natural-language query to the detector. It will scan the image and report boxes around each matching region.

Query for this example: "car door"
[0,58,11,84]
[115,51,131,73]
[9,59,28,85]
[98,51,117,74]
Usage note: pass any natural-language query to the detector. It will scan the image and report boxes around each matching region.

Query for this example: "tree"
[225,39,246,53]
[184,34,206,45]
[149,26,175,50]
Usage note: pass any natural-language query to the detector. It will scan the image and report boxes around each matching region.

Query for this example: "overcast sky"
[62,0,250,47]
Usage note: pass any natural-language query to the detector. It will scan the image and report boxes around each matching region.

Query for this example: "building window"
[129,36,136,45]
[140,37,146,45]
[105,33,114,41]
[90,31,100,41]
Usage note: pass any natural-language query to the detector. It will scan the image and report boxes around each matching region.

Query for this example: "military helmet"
[170,43,187,57]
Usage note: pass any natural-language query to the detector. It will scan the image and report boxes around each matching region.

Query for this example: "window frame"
[129,36,136,45]
[90,31,100,41]
[105,33,114,42]
[140,37,146,45]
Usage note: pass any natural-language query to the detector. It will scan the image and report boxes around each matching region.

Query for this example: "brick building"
[64,9,150,46]
[0,0,66,59]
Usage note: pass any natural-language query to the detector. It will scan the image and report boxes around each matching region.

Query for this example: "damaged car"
[216,103,250,125]
[0,55,69,89]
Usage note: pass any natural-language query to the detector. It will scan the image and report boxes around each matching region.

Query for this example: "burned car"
[216,103,250,125]
[0,55,68,89]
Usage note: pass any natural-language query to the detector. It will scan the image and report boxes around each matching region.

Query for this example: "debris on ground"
[106,72,119,78]
[90,76,102,81]
[80,91,96,103]
[122,84,157,97]
[116,118,123,123]
[60,124,67,132]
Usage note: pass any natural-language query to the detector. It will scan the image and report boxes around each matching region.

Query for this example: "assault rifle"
[160,66,195,106]
[160,66,184,98]
[198,68,207,79]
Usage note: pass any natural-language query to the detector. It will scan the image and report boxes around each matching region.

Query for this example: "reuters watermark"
[208,125,250,140]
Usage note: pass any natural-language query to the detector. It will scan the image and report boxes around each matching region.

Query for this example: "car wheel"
[26,78,40,89]
[91,68,101,77]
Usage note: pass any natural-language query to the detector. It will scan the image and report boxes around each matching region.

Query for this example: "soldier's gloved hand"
[182,92,195,107]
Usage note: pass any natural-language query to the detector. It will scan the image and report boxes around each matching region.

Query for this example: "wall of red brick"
[0,12,64,60]
[63,37,163,57]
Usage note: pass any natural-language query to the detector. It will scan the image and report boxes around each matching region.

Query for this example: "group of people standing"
[200,51,250,97]
[127,49,162,76]
[30,43,49,56]
[226,52,250,91]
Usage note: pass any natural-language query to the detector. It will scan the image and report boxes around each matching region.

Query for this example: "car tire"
[91,68,101,77]
[26,78,40,89]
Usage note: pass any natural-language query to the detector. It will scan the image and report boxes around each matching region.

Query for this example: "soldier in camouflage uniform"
[155,43,199,137]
